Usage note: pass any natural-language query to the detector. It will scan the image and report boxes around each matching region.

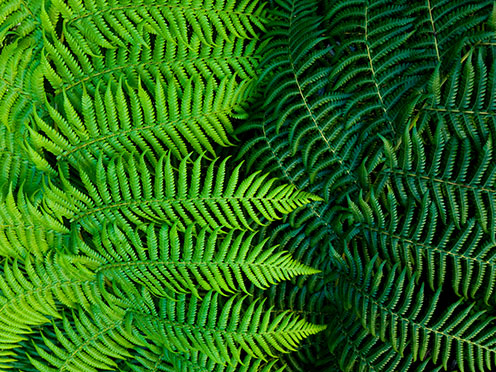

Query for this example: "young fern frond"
[43,153,321,235]
[0,0,42,43]
[0,0,333,370]
[80,222,319,298]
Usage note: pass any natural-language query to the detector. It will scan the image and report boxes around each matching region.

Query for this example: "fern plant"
[0,0,326,371]
[237,0,496,371]
[3,0,496,371]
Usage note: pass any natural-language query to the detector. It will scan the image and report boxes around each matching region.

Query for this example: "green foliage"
[235,0,496,370]
[0,0,325,370]
[2,0,496,370]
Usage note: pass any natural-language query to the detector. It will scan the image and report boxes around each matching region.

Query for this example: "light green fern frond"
[79,222,319,297]
[0,255,97,354]
[30,75,250,169]
[131,290,327,366]
[0,189,68,259]
[29,304,145,372]
[43,153,321,235]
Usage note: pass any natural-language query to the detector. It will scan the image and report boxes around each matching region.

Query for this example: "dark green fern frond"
[325,0,417,136]
[379,126,496,237]
[328,310,437,372]
[346,186,496,302]
[406,0,494,64]
[416,45,496,144]
[330,249,496,372]
[253,0,361,192]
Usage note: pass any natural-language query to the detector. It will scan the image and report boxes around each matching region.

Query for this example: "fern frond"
[30,75,249,169]
[326,0,419,136]
[252,0,361,191]
[44,32,261,104]
[416,46,496,144]
[127,347,282,372]
[346,185,496,303]
[46,0,265,51]
[0,37,43,130]
[331,249,496,372]
[379,126,496,237]
[0,255,97,353]
[79,222,319,298]
[43,153,321,235]
[0,189,68,259]
[131,290,326,366]
[407,0,494,64]
[30,304,145,372]
[0,0,42,44]
[0,126,48,196]
[328,310,437,372]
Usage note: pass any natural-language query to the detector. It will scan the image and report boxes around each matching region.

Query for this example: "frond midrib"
[66,2,264,27]
[56,106,235,161]
[54,54,260,96]
[73,195,303,221]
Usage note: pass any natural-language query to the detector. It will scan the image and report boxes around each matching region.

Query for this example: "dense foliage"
[1,0,496,371]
